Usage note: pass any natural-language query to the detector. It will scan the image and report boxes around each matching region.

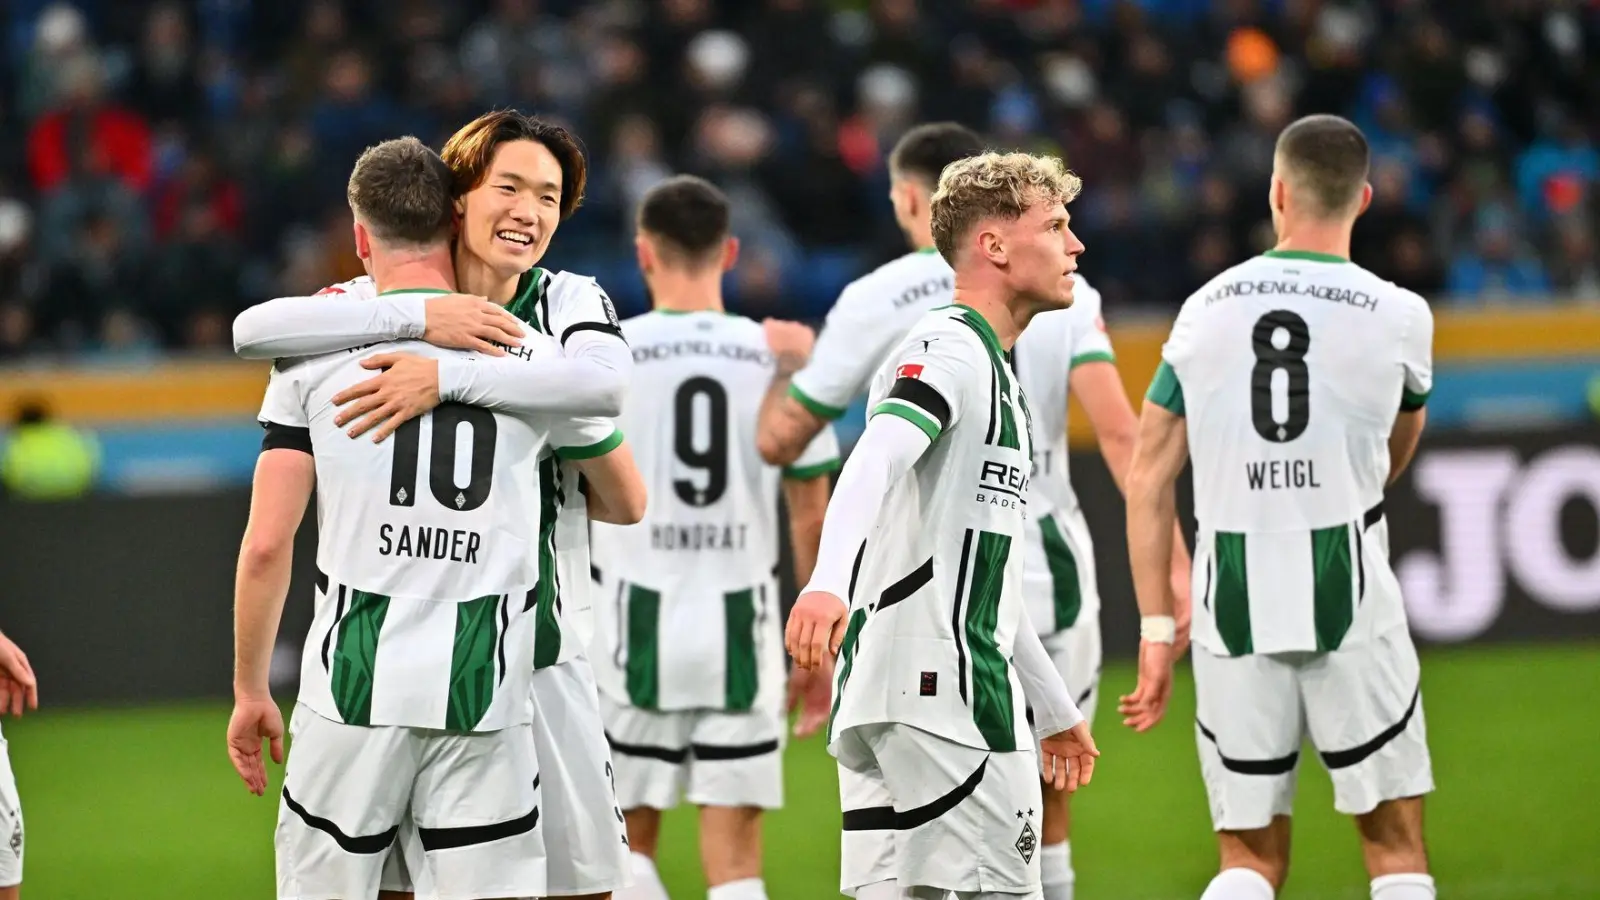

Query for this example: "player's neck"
[371,255,456,295]
[1273,219,1353,261]
[952,287,1025,350]
[453,249,522,305]
[647,271,725,313]
[905,219,936,255]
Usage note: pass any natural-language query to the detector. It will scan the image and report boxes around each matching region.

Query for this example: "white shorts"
[0,734,21,888]
[837,724,1044,897]
[1192,627,1435,832]
[1035,616,1102,730]
[276,705,545,900]
[530,657,631,896]
[602,696,784,811]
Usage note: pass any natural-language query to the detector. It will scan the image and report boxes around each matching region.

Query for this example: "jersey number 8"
[387,403,498,511]
[1250,309,1311,443]
[673,377,729,507]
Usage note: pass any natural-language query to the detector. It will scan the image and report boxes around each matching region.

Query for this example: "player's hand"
[787,655,834,738]
[1038,719,1099,793]
[763,319,815,375]
[227,696,285,796]
[785,591,847,671]
[1171,564,1193,660]
[332,353,442,442]
[1118,639,1174,733]
[0,632,37,717]
[422,293,524,355]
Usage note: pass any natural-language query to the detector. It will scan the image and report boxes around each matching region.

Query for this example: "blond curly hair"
[929,152,1083,261]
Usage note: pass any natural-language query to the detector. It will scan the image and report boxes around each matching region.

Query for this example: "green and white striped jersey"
[788,247,953,421]
[590,310,841,712]
[1149,250,1434,657]
[258,295,618,731]
[830,305,1036,755]
[1012,278,1113,637]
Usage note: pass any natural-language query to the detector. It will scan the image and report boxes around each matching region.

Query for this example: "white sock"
[1040,841,1074,900]
[708,877,768,900]
[616,851,671,900]
[1200,867,1275,900]
[1371,873,1436,900]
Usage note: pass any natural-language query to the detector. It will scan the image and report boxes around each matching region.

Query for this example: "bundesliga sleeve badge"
[897,363,924,379]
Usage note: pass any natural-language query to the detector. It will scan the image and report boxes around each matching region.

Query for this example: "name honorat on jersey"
[1151,250,1434,658]
[591,309,840,714]
[830,304,1040,764]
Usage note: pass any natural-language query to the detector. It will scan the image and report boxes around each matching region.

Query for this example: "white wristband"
[1140,615,1177,644]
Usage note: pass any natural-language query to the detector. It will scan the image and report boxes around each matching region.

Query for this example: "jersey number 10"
[673,377,729,507]
[387,403,498,511]
[1250,309,1311,443]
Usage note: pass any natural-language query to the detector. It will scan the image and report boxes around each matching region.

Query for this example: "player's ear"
[1355,182,1373,217]
[977,225,1005,266]
[1269,175,1286,216]
[634,232,654,274]
[452,195,467,218]
[721,235,740,273]
[352,219,372,261]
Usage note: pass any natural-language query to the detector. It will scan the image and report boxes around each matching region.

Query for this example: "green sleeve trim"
[1145,360,1186,416]
[871,401,941,442]
[1400,387,1430,412]
[1069,350,1116,369]
[783,458,842,481]
[788,383,847,421]
[555,428,624,460]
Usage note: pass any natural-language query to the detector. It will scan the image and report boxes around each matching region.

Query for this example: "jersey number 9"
[387,403,498,511]
[673,377,729,507]
[1250,309,1311,443]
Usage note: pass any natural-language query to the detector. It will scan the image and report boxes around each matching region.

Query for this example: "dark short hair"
[1275,114,1370,217]
[637,175,730,266]
[889,122,987,186]
[345,137,454,246]
[441,110,588,220]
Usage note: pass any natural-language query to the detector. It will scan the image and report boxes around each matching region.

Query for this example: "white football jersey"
[590,310,840,712]
[788,248,953,419]
[1155,250,1434,657]
[829,305,1036,758]
[1011,279,1115,637]
[311,268,626,668]
[258,295,617,730]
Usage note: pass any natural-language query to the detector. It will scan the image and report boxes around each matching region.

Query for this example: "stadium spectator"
[0,398,100,501]
[0,0,1594,357]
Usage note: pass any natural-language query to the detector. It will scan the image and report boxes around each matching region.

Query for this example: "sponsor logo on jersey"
[598,289,621,329]
[976,459,1030,510]
[897,363,925,380]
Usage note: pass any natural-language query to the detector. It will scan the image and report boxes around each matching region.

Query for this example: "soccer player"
[226,137,645,899]
[230,111,638,899]
[0,629,37,900]
[1121,115,1436,900]
[787,152,1100,900]
[1011,288,1193,900]
[589,175,841,900]
[755,122,986,468]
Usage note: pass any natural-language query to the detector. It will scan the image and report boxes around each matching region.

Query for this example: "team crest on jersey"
[8,820,19,856]
[896,363,924,379]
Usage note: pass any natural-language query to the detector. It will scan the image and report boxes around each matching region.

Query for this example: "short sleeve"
[257,367,311,453]
[866,328,982,443]
[789,284,889,420]
[1067,281,1115,368]
[546,273,625,348]
[550,417,624,460]
[783,422,842,480]
[1399,297,1434,411]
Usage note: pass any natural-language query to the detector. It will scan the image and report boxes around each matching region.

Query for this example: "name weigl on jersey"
[1246,458,1322,491]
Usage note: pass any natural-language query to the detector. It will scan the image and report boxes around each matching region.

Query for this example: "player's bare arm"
[781,472,834,737]
[232,291,522,359]
[1388,407,1427,485]
[1119,401,1188,733]
[228,447,314,796]
[1071,359,1195,653]
[570,440,648,525]
[755,320,821,467]
[0,631,38,718]
[786,414,930,670]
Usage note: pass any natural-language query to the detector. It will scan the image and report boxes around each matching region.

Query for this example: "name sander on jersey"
[378,523,483,563]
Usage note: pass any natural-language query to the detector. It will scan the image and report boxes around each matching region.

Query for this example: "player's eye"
[496,184,516,195]
[541,194,559,206]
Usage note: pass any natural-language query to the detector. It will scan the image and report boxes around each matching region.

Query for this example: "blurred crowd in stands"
[0,0,1595,360]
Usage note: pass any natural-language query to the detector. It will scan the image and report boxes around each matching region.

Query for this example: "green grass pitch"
[5,642,1596,899]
